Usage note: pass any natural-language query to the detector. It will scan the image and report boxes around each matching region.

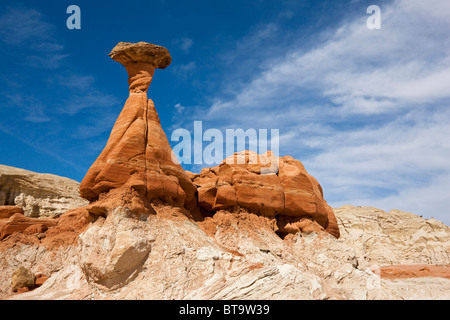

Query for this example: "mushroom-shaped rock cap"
[109,42,172,69]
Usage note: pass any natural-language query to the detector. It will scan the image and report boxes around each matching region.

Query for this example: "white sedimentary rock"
[0,164,88,218]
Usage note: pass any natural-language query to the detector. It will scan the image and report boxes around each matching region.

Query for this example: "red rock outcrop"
[377,265,450,280]
[80,42,196,212]
[0,206,90,249]
[0,206,24,219]
[0,213,57,240]
[192,151,340,238]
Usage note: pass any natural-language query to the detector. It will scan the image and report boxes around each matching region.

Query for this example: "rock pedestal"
[80,42,196,211]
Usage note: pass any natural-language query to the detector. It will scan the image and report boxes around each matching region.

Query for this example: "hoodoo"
[79,42,196,212]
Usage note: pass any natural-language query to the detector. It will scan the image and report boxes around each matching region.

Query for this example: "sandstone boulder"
[192,151,340,238]
[77,208,154,289]
[7,204,450,300]
[11,266,35,292]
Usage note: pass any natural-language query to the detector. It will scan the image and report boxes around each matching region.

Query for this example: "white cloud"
[4,94,51,123]
[25,53,70,69]
[0,7,68,68]
[0,8,54,45]
[174,103,185,113]
[51,73,120,115]
[56,74,95,91]
[58,91,119,115]
[180,0,450,224]
[172,61,196,75]
[174,37,194,53]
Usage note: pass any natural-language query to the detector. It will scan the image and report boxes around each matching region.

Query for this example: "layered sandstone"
[0,164,88,218]
[3,204,449,300]
[192,151,340,238]
[80,42,196,213]
[335,205,450,266]
[0,206,24,219]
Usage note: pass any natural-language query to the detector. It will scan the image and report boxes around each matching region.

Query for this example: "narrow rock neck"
[125,63,156,94]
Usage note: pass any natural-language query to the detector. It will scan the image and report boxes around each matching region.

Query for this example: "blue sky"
[0,0,449,224]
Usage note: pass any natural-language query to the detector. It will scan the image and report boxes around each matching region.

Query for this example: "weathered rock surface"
[80,42,196,212]
[192,151,340,238]
[78,208,154,289]
[2,204,448,300]
[335,205,450,266]
[0,164,88,218]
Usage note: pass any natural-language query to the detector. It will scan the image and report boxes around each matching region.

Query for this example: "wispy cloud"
[173,103,185,113]
[25,53,70,69]
[0,6,68,69]
[58,91,120,115]
[174,37,194,53]
[171,61,196,76]
[4,94,51,123]
[36,73,120,116]
[56,74,95,91]
[0,7,54,45]
[70,112,118,140]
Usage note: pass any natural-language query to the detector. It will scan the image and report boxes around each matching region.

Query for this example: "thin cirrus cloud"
[174,37,194,53]
[171,61,197,77]
[58,91,120,115]
[179,0,450,223]
[53,73,120,116]
[25,53,71,69]
[3,94,51,123]
[0,7,53,45]
[0,7,69,69]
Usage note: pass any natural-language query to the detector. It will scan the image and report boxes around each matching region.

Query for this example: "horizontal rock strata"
[0,165,88,218]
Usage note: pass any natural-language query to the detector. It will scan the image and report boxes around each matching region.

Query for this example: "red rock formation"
[377,265,450,280]
[0,207,90,249]
[35,274,49,288]
[40,207,90,249]
[80,42,196,213]
[23,224,48,234]
[192,151,340,238]
[0,214,57,240]
[0,206,24,219]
